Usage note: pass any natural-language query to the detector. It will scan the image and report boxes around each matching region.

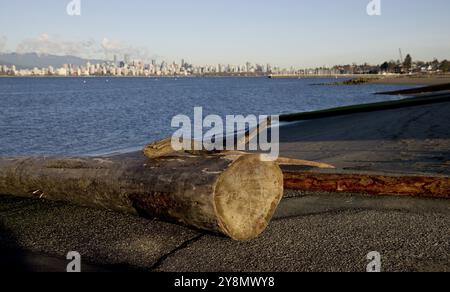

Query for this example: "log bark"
[0,152,283,241]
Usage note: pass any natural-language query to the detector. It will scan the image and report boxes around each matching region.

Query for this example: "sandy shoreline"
[280,96,450,176]
[370,74,450,85]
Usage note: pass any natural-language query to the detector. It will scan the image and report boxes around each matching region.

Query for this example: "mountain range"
[0,53,106,69]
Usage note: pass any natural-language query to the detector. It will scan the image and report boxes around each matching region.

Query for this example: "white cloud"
[16,33,97,58]
[100,38,155,61]
[0,36,7,53]
[15,34,157,61]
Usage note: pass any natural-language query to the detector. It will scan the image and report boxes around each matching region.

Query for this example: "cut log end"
[214,155,284,241]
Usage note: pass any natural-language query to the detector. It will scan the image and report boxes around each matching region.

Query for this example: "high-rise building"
[161,61,167,71]
[246,62,251,72]
[124,54,130,65]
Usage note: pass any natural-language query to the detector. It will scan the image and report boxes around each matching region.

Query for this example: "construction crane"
[398,48,405,73]
[399,48,404,64]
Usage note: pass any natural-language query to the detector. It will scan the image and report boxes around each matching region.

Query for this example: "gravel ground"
[0,193,448,272]
[156,209,450,272]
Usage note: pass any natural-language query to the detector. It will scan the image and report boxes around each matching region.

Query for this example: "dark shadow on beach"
[0,219,32,272]
[279,101,450,142]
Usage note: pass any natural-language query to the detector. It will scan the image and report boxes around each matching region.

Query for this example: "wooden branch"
[143,116,335,170]
[236,116,272,148]
[214,151,335,169]
[275,157,335,169]
[143,137,205,159]
[144,117,272,159]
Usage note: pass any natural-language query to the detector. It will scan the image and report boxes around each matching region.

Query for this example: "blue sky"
[0,0,449,67]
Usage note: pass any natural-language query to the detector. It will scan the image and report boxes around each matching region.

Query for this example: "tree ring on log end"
[214,154,284,241]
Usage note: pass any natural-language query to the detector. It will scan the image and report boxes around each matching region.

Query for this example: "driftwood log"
[143,138,335,169]
[0,151,283,241]
[143,116,335,170]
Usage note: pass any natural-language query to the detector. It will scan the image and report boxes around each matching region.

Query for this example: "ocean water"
[0,77,414,156]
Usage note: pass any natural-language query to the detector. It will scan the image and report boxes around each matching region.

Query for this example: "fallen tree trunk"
[284,171,450,199]
[0,152,284,241]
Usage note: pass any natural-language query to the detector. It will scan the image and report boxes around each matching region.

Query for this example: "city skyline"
[1,0,450,67]
[1,52,447,77]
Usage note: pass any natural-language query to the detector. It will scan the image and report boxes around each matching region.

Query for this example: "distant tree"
[440,60,449,72]
[431,58,440,70]
[380,62,389,72]
[403,54,412,71]
[387,61,399,73]
[416,61,425,67]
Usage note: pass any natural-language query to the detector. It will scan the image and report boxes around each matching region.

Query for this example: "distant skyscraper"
[113,55,118,65]
[246,62,251,72]
[124,54,130,64]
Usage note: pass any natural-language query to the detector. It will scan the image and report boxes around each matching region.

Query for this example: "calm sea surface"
[0,77,414,156]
